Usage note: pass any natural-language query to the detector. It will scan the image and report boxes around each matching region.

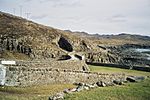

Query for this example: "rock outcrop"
[0,11,118,65]
[108,44,150,68]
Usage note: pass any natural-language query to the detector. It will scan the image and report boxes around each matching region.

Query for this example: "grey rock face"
[85,51,119,64]
[1,38,32,55]
[109,45,150,68]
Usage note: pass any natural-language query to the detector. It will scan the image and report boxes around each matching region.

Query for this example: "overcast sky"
[0,0,150,36]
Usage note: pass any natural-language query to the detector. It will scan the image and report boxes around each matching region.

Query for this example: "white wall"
[0,64,6,85]
[1,61,16,65]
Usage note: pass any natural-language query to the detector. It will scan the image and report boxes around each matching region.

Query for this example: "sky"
[0,0,150,36]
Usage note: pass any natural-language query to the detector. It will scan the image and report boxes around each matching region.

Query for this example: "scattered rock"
[85,83,97,89]
[113,80,124,85]
[76,86,84,92]
[69,88,77,92]
[96,81,106,87]
[91,83,98,88]
[78,82,85,86]
[105,81,116,86]
[126,76,145,82]
[63,89,71,94]
[50,75,145,100]
[83,86,90,90]
[101,82,106,87]
[126,76,136,82]
[49,92,64,100]
[73,82,84,86]
[96,81,101,87]
[63,88,76,94]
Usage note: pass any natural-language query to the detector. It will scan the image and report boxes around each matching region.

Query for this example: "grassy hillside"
[0,11,93,60]
[65,78,150,100]
[89,65,150,76]
[0,84,75,100]
[64,65,150,100]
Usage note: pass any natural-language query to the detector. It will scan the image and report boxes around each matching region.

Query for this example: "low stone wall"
[15,60,89,71]
[4,66,126,86]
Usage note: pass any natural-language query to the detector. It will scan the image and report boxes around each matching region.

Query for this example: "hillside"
[0,11,118,63]
[0,11,150,68]
[0,11,91,59]
[72,31,150,46]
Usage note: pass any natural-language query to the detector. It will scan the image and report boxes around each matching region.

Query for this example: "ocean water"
[135,48,150,60]
[135,48,150,52]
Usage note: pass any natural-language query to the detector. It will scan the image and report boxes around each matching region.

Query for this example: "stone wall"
[3,65,126,86]
[15,60,89,71]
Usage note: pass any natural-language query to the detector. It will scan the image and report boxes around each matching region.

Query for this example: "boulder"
[78,82,85,86]
[101,82,106,87]
[76,86,84,92]
[113,80,124,85]
[63,88,76,94]
[96,81,106,87]
[126,76,145,82]
[69,88,77,92]
[83,86,90,90]
[104,81,115,86]
[49,92,64,100]
[63,89,71,94]
[85,83,97,89]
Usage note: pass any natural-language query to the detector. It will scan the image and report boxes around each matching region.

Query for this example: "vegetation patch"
[64,65,150,100]
[65,78,150,100]
[0,84,75,100]
[89,65,150,76]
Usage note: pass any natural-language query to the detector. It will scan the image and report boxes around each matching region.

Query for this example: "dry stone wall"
[4,65,126,86]
[15,60,89,71]
[0,60,126,86]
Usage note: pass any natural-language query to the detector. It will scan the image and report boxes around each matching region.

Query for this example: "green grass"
[89,65,150,76]
[0,84,75,100]
[64,65,150,100]
[65,78,150,100]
